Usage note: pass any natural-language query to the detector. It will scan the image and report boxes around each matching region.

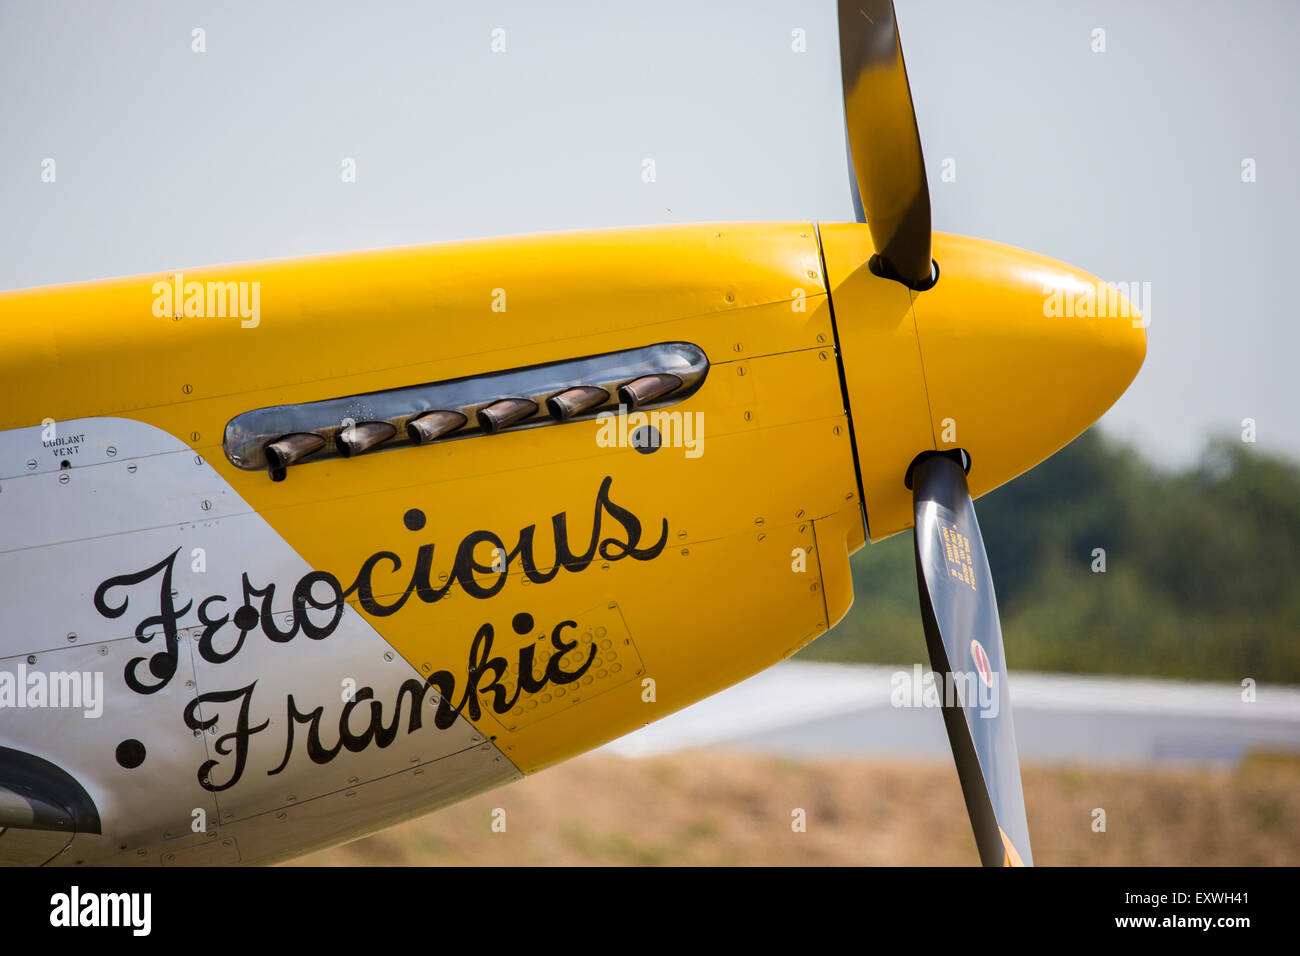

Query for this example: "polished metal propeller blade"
[911,454,1032,866]
[836,0,933,287]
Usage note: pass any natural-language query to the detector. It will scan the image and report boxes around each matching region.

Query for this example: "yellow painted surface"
[818,225,1147,536]
[913,233,1147,500]
[0,221,1143,775]
[0,222,862,773]
[819,222,935,541]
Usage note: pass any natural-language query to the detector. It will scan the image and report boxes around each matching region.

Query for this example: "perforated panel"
[487,601,645,732]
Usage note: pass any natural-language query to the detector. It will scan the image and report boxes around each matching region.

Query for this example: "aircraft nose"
[911,233,1147,500]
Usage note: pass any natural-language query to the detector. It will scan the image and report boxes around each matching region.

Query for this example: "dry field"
[297,750,1300,866]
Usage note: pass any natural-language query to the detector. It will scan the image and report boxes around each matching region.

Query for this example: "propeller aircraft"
[0,1,1144,867]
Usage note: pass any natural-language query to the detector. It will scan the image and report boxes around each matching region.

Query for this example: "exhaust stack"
[335,421,397,457]
[264,432,327,481]
[547,386,610,421]
[478,398,539,433]
[406,410,469,445]
[618,373,682,409]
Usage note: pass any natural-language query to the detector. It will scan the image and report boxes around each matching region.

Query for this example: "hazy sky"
[2,0,1296,465]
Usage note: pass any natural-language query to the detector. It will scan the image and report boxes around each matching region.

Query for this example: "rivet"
[98,646,108,656]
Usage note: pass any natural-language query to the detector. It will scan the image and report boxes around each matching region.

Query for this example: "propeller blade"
[911,453,1032,866]
[836,0,933,288]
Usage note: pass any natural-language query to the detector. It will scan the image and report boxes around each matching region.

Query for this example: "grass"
[294,750,1300,866]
